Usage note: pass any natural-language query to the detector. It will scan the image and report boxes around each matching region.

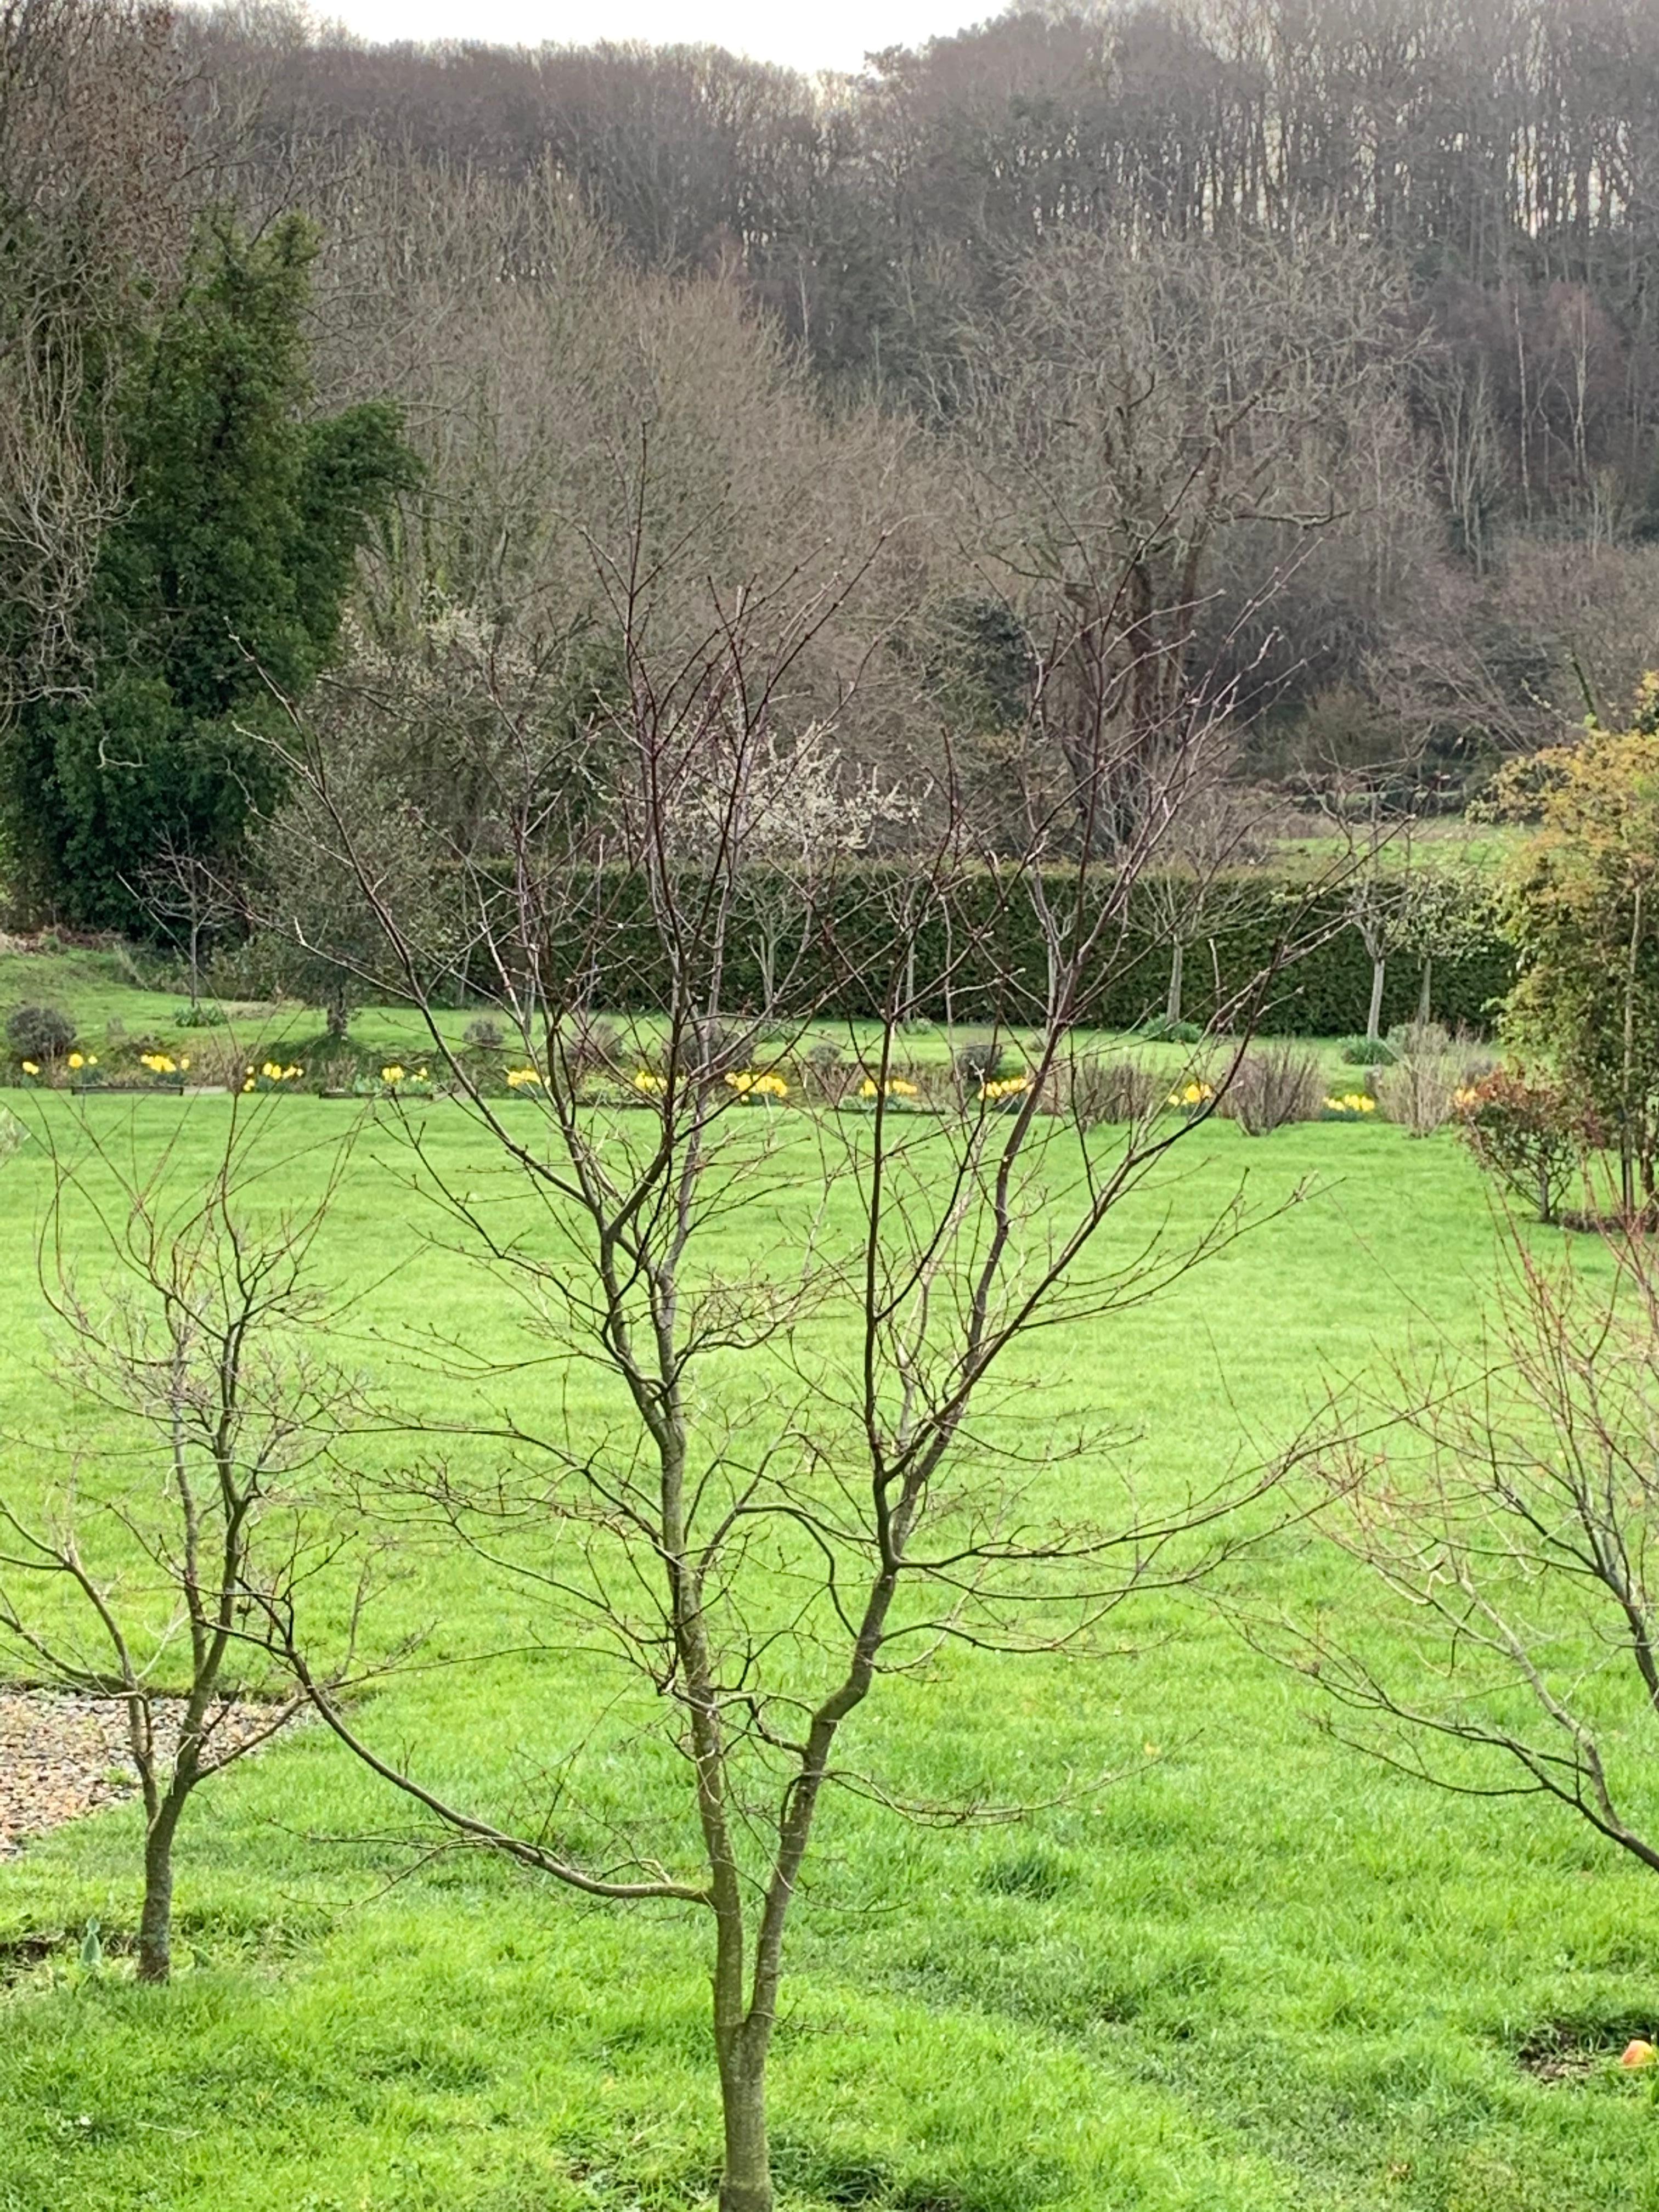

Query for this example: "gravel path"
[1,1689,296,1856]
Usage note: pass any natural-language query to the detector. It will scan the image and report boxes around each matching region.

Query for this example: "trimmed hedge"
[470,866,1511,1038]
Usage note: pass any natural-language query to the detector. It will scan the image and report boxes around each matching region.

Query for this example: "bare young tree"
[133,832,242,1008]
[1139,781,1269,1029]
[0,1101,366,1981]
[261,462,1321,2212]
[1286,1220,1659,1877]
[1302,776,1430,1046]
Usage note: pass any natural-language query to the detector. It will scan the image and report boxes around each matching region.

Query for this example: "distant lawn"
[1272,820,1525,877]
[0,1088,1655,2212]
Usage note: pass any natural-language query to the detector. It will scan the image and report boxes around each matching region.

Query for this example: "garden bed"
[0,1688,299,1857]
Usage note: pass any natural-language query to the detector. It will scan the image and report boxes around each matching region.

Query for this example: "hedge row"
[473,866,1513,1038]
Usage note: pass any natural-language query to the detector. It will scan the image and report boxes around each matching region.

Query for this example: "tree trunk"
[1166,938,1184,1026]
[1417,956,1432,1027]
[717,2037,772,2212]
[1366,956,1386,1043]
[137,1803,180,1984]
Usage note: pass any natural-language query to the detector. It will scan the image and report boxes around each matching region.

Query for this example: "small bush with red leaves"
[1454,1066,1598,1222]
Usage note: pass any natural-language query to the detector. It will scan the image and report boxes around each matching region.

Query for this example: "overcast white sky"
[317,0,985,74]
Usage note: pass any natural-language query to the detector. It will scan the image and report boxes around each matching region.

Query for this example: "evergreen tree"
[2,214,414,928]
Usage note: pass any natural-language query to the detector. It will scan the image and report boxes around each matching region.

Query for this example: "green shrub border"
[474,866,1510,1039]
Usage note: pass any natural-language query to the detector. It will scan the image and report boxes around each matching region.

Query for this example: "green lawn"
[0,1073,1654,2210]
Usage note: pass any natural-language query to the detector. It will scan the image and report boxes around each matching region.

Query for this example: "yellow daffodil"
[20,1061,38,1077]
[633,1069,665,1093]
[381,1065,405,1085]
[506,1066,543,1090]
[725,1070,788,1099]
[66,1053,83,1070]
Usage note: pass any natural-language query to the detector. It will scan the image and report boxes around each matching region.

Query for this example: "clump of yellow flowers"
[243,1062,304,1093]
[140,1052,187,1077]
[1323,1092,1376,1116]
[980,1074,1031,1102]
[66,1052,97,1072]
[726,1070,788,1100]
[1167,1079,1214,1108]
[633,1069,665,1093]
[858,1076,919,1099]
[506,1066,543,1090]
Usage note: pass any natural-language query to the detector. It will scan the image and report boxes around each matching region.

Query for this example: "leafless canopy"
[0,1099,373,1981]
[256,443,1327,2211]
[1285,1221,1659,1878]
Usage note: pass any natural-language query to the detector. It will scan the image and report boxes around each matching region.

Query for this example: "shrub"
[1218,1045,1323,1135]
[5,1003,76,1062]
[1139,1014,1204,1045]
[1339,1035,1400,1066]
[566,1014,620,1081]
[952,1040,1006,1094]
[462,1017,504,1051]
[175,1003,225,1029]
[1387,1020,1451,1057]
[1376,1052,1457,1137]
[1070,1054,1160,1129]
[798,1041,851,1107]
[1455,1065,1598,1223]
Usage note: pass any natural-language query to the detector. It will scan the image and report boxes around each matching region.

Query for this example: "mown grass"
[0,1073,1656,2211]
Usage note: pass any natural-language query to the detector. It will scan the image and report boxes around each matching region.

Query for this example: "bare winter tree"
[132,831,242,1007]
[261,461,1328,2212]
[0,1101,369,1981]
[1284,1220,1659,1879]
[1139,781,1270,1029]
[957,228,1413,852]
[0,0,192,706]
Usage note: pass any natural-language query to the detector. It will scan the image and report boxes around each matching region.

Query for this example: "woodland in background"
[228,0,1659,769]
[8,0,1659,930]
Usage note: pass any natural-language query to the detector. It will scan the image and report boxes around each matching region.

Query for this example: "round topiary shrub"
[6,1003,76,1062]
[1339,1034,1399,1066]
[1139,1014,1204,1045]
